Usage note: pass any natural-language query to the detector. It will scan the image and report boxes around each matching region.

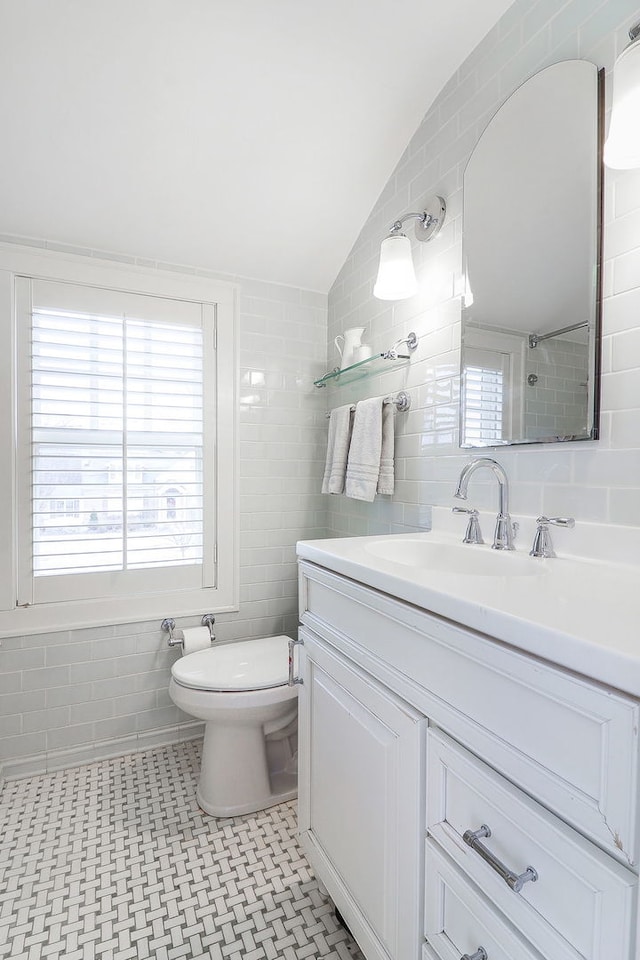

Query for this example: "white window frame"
[0,243,239,636]
[461,348,510,446]
[462,326,525,445]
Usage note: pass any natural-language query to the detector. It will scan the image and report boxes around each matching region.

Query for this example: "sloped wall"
[326,0,640,536]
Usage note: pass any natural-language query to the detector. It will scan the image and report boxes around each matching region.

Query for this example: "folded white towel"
[321,404,354,495]
[345,396,395,501]
[377,401,395,495]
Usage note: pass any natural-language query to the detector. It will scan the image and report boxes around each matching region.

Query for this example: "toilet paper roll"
[181,626,212,655]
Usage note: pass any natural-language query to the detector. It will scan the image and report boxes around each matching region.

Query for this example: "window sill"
[0,582,239,639]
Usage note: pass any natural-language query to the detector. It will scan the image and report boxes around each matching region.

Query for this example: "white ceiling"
[0,1,513,293]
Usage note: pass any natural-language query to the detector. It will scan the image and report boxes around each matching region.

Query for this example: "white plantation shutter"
[462,348,510,446]
[17,279,216,605]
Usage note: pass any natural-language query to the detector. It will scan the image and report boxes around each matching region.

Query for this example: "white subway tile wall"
[0,250,328,778]
[326,0,640,537]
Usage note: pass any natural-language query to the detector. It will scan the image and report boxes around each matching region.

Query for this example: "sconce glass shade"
[373,233,417,300]
[604,35,640,169]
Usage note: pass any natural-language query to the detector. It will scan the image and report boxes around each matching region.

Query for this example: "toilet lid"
[171,635,291,692]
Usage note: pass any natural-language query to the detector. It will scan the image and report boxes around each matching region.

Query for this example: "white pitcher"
[334,326,366,369]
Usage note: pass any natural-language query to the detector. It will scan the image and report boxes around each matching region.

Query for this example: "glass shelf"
[313,351,411,387]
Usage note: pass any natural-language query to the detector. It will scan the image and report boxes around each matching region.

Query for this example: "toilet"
[169,635,299,817]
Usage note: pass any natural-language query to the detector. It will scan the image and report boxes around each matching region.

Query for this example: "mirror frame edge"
[590,65,605,443]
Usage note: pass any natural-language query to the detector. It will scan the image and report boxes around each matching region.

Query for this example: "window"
[0,248,237,635]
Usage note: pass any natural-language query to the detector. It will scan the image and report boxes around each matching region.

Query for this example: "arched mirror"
[460,60,603,448]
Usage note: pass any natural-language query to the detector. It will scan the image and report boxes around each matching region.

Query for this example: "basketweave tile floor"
[0,740,365,960]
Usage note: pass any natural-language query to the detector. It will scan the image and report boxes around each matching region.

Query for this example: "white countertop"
[297,509,640,698]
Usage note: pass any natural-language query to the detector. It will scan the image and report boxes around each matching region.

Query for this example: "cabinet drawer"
[300,562,640,865]
[424,842,541,960]
[426,728,637,960]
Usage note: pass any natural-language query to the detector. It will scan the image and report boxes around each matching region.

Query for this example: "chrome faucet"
[454,458,515,550]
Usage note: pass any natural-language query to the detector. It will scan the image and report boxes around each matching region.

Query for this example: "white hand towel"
[321,404,354,495]
[345,396,390,502]
[377,401,395,495]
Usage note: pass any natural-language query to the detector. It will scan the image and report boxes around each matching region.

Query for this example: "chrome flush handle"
[288,638,304,686]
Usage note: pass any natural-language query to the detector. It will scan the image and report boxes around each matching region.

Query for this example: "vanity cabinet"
[297,626,425,960]
[297,560,640,960]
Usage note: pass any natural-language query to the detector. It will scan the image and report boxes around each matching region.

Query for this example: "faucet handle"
[452,506,484,545]
[540,516,575,528]
[530,516,575,558]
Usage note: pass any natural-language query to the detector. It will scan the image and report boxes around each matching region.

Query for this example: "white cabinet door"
[298,627,426,960]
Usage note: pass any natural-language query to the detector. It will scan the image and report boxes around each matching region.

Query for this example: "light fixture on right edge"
[373,195,446,301]
[604,20,640,169]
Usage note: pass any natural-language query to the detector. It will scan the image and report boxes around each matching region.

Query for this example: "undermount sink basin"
[363,538,544,577]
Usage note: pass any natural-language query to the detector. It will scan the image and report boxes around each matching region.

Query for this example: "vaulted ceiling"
[0,1,514,292]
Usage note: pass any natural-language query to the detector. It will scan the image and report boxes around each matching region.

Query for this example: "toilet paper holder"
[161,614,216,646]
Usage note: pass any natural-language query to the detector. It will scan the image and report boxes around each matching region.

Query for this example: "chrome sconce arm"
[387,197,446,243]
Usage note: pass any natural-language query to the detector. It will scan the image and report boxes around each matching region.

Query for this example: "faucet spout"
[454,458,514,550]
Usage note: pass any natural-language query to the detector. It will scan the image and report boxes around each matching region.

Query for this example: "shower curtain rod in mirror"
[528,320,589,349]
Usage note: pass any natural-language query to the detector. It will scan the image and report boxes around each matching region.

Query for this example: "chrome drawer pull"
[288,638,304,686]
[462,824,538,893]
[461,949,487,960]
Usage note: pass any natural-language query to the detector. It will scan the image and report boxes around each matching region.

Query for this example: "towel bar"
[325,391,411,418]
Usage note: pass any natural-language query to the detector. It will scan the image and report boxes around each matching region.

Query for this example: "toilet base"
[196,718,297,817]
[197,773,297,818]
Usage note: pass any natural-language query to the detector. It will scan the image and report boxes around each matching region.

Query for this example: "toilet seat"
[171,635,291,692]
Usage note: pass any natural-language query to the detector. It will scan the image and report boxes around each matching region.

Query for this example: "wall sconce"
[373,196,446,300]
[604,21,640,169]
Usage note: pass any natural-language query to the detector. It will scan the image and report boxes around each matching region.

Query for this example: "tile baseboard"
[0,719,204,788]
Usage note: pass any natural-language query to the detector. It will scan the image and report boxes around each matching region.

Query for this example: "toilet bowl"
[169,634,298,817]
